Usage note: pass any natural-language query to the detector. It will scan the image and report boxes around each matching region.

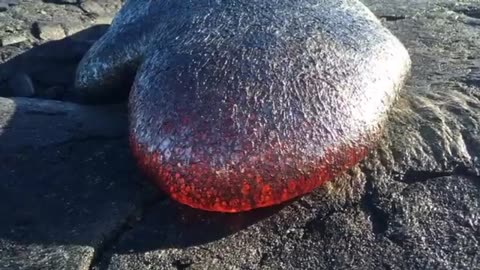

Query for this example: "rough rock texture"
[0,0,479,269]
[0,0,121,100]
[0,97,160,270]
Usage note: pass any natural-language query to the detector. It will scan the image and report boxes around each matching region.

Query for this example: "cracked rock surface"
[0,0,479,269]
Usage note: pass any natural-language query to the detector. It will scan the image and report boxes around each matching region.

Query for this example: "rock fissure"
[395,165,479,185]
[88,196,164,270]
[361,178,390,236]
[379,15,406,21]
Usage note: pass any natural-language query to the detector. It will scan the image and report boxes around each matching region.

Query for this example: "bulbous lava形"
[74,0,411,212]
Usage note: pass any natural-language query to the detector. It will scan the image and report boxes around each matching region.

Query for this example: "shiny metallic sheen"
[74,0,411,212]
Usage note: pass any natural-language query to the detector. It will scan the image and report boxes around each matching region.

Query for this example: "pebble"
[0,34,27,46]
[33,22,66,41]
[80,1,105,16]
[63,23,86,36]
[94,15,113,25]
[7,73,35,97]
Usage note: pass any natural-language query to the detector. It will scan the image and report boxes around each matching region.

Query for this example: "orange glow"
[129,134,373,213]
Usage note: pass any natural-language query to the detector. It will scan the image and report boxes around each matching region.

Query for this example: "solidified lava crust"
[129,133,373,213]
[71,0,411,213]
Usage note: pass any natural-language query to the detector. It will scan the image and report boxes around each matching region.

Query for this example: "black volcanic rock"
[0,0,479,269]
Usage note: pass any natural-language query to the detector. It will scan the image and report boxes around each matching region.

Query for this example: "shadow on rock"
[0,24,110,101]
[0,26,281,259]
[108,198,289,254]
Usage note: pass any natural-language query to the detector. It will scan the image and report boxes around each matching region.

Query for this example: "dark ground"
[0,0,479,269]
